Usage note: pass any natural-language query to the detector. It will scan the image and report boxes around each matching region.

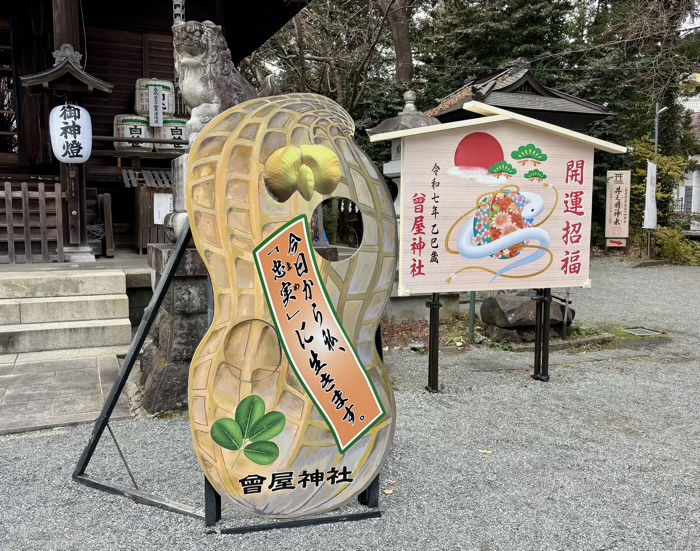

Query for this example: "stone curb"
[509,332,615,352]
[632,260,670,268]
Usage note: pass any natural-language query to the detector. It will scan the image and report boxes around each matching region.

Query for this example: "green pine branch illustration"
[511,144,548,166]
[524,169,548,182]
[210,395,287,468]
[488,161,517,179]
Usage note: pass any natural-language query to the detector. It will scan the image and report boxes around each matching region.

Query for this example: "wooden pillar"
[53,0,88,248]
[52,0,80,49]
[60,162,86,246]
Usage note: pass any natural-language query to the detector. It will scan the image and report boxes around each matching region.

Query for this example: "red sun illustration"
[454,132,504,170]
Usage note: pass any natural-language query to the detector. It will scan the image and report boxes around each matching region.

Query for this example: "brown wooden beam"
[53,0,88,251]
[52,0,80,49]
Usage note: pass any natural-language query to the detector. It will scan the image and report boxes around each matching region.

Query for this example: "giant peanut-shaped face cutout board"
[186,94,397,518]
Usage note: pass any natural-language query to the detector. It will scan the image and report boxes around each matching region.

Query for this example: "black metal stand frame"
[72,219,382,533]
[531,288,552,382]
[426,293,442,393]
[424,288,553,388]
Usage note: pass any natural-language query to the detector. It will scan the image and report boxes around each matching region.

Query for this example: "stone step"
[0,270,126,299]
[0,344,133,366]
[0,319,132,354]
[0,295,129,326]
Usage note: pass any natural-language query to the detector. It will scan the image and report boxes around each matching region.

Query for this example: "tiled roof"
[423,84,474,117]
[492,69,529,90]
[485,91,607,115]
[423,62,608,119]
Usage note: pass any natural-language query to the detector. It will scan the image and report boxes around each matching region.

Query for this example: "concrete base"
[385,290,461,321]
[0,353,130,436]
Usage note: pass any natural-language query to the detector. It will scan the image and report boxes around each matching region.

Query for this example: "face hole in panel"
[222,319,283,383]
[311,198,364,262]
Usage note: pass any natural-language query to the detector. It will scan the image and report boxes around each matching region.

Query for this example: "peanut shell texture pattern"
[186,93,398,518]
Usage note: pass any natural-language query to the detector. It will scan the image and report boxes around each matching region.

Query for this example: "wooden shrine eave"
[369,101,627,155]
[20,44,113,97]
[424,64,611,122]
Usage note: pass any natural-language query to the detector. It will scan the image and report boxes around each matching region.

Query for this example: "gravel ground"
[1,257,699,550]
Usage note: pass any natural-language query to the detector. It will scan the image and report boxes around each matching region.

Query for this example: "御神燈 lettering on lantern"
[49,104,92,163]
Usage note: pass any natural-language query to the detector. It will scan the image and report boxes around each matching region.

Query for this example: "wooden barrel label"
[254,215,385,454]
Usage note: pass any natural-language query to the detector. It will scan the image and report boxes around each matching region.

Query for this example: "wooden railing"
[1,181,64,264]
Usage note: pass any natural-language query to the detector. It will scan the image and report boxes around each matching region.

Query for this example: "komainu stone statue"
[172,20,258,141]
[169,20,275,240]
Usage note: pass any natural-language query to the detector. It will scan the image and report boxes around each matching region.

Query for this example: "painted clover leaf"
[210,418,243,451]
[511,144,548,166]
[210,395,287,467]
[524,169,547,182]
[488,161,517,179]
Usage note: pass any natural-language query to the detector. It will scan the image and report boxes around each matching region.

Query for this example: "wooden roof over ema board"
[369,101,627,155]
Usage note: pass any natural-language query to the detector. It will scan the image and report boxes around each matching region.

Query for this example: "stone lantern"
[367,92,464,321]
[367,91,439,216]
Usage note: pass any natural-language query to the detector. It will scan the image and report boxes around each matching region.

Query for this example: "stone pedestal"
[139,243,208,413]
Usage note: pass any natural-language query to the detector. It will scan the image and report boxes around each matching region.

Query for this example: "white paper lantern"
[49,104,92,163]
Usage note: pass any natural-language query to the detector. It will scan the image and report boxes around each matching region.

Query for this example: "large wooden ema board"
[371,102,626,295]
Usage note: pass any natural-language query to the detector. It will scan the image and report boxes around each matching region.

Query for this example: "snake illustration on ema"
[445,132,558,283]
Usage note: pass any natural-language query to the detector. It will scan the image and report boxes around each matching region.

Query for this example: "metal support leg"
[540,288,551,382]
[531,288,551,382]
[562,288,570,340]
[357,475,380,508]
[106,423,139,490]
[73,222,193,478]
[357,325,382,508]
[468,291,476,343]
[205,477,222,527]
[426,293,442,393]
[203,277,222,527]
[532,289,543,379]
[71,223,205,521]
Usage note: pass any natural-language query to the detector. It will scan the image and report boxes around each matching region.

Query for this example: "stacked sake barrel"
[114,79,188,152]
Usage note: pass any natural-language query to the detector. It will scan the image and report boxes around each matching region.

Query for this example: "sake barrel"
[153,118,189,152]
[113,115,152,152]
[134,78,175,118]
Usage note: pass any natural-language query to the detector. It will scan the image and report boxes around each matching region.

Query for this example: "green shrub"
[654,227,700,265]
